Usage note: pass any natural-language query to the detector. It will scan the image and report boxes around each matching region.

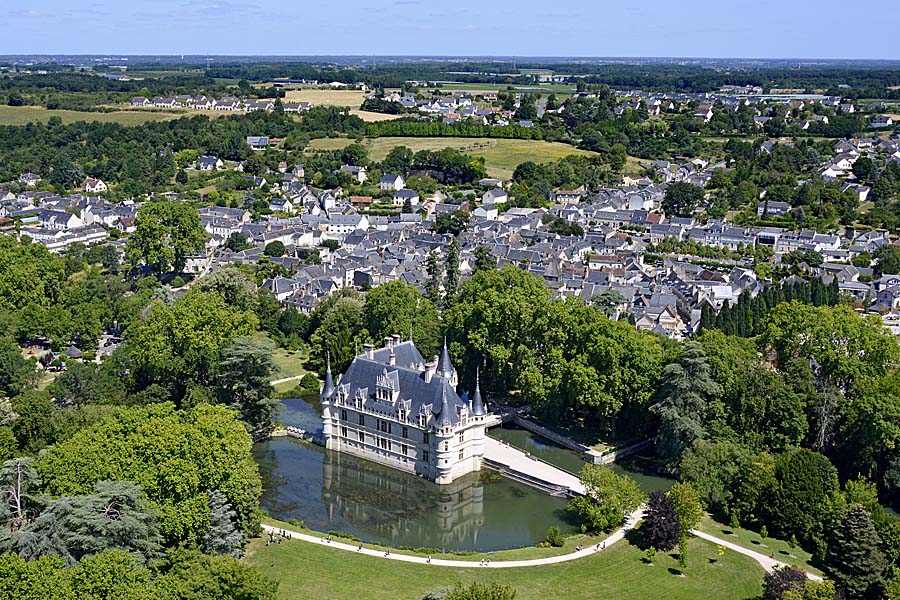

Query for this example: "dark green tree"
[650,342,720,470]
[826,504,888,600]
[216,336,278,429]
[263,241,285,257]
[473,245,496,273]
[444,238,461,306]
[424,250,443,306]
[126,201,209,274]
[662,182,705,217]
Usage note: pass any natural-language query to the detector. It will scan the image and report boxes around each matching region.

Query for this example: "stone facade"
[321,336,487,484]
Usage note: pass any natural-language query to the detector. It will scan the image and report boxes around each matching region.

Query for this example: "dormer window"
[419,414,426,428]
[398,409,405,421]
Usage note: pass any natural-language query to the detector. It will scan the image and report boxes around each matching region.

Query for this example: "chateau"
[321,335,487,484]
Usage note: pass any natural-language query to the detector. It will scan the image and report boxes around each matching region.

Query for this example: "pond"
[488,423,674,494]
[254,398,578,552]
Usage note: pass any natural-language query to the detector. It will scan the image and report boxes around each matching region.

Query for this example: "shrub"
[546,526,565,547]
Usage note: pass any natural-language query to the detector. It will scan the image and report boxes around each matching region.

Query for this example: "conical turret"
[436,385,455,427]
[321,352,335,399]
[437,337,454,379]
[471,368,485,416]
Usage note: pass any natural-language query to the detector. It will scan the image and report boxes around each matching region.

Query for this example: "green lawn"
[307,136,598,180]
[697,514,823,576]
[245,530,764,600]
[270,346,314,394]
[0,105,192,126]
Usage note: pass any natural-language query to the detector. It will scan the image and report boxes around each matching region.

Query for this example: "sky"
[4,0,897,60]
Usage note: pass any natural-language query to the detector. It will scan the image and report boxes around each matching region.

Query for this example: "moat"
[253,397,671,552]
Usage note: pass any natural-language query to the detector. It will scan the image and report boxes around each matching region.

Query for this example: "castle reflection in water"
[321,448,486,550]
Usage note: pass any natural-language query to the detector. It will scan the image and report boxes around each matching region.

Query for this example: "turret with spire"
[471,368,485,417]
[321,352,335,400]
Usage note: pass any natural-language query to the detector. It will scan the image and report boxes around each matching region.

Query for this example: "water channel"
[253,398,671,552]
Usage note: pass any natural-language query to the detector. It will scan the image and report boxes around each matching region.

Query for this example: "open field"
[244,529,764,600]
[0,105,198,126]
[349,109,405,122]
[307,136,598,180]
[282,89,367,108]
[434,83,576,95]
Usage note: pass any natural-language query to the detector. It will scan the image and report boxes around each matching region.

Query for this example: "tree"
[363,280,440,358]
[224,233,251,252]
[444,238,461,304]
[7,480,162,566]
[763,448,841,548]
[852,157,877,183]
[216,336,278,429]
[473,246,496,273]
[763,565,808,600]
[662,182,705,217]
[201,490,243,558]
[175,169,188,185]
[0,457,39,530]
[669,481,703,537]
[126,201,209,274]
[568,464,643,531]
[591,290,626,319]
[424,250,443,306]
[0,337,35,397]
[381,146,414,175]
[35,403,262,547]
[50,362,126,407]
[442,582,517,600]
[153,548,278,600]
[641,490,680,551]
[875,244,900,277]
[263,241,285,257]
[826,504,888,600]
[434,210,470,236]
[651,342,720,470]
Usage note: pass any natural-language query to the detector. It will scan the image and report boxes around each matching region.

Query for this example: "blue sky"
[4,0,896,59]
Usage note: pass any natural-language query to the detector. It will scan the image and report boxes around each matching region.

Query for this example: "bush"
[299,373,320,393]
[546,526,565,547]
[169,276,186,288]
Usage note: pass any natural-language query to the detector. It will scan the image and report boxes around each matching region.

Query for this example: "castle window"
[419,414,426,428]
[358,414,365,426]
[423,432,429,445]
[398,409,405,421]
[341,409,347,421]
[458,432,464,444]
[458,450,464,461]
[423,450,430,462]
[341,426,347,438]
[401,444,408,456]
[402,426,408,439]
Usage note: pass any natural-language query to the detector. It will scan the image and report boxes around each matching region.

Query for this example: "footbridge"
[482,436,585,496]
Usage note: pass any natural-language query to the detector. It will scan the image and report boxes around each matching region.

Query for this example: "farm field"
[0,105,198,126]
[307,136,598,180]
[349,109,405,122]
[244,530,765,600]
[282,89,367,108]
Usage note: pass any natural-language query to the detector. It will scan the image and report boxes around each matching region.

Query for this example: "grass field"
[349,109,405,122]
[282,89,367,108]
[0,105,194,126]
[307,136,598,180]
[270,346,313,394]
[434,83,576,95]
[698,515,823,576]
[244,530,764,600]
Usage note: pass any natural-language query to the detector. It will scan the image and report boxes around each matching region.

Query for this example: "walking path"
[261,509,642,568]
[270,374,304,386]
[692,529,823,581]
[483,436,585,495]
[261,515,821,580]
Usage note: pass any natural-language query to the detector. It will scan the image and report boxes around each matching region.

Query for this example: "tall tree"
[217,336,278,429]
[0,338,35,397]
[669,481,703,538]
[662,182,705,217]
[651,342,721,470]
[444,238,461,306]
[472,245,496,273]
[424,250,443,307]
[0,457,39,530]
[826,504,888,600]
[641,491,680,551]
[126,201,209,274]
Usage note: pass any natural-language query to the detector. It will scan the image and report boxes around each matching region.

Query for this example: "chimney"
[393,334,401,345]
[363,343,374,359]
[384,336,394,349]
[389,350,396,366]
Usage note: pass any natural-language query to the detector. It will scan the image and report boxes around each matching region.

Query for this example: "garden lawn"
[244,532,764,600]
[697,514,823,577]
[307,136,599,180]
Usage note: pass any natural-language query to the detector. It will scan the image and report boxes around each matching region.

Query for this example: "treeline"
[700,278,841,337]
[366,119,546,140]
